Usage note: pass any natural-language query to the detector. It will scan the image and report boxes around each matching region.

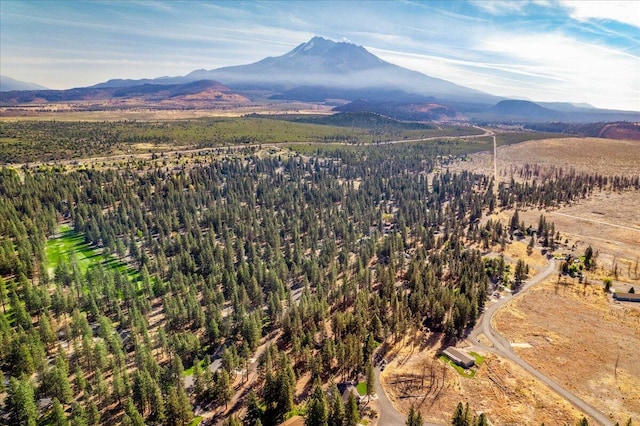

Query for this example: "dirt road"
[549,211,640,233]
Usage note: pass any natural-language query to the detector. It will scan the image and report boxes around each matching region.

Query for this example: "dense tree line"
[1,139,637,425]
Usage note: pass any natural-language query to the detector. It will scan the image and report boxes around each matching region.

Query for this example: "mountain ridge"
[1,75,49,91]
[93,36,498,104]
[0,80,249,106]
[3,37,639,122]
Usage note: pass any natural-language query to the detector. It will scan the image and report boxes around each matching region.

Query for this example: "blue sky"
[1,0,638,110]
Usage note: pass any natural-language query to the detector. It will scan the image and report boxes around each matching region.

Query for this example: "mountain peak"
[270,36,384,73]
[89,36,496,104]
[288,36,345,57]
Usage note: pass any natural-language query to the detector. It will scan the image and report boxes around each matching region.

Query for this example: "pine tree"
[365,361,375,402]
[475,413,488,426]
[244,390,264,426]
[52,398,69,426]
[177,384,194,426]
[451,402,471,426]
[328,385,345,426]
[406,404,423,426]
[344,392,359,426]
[306,380,329,426]
[70,402,88,426]
[86,400,100,425]
[215,369,233,409]
[6,377,38,426]
[583,245,594,270]
[513,259,527,292]
[0,276,7,314]
[124,399,145,426]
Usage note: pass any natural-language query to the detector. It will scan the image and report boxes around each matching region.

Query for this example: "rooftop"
[443,347,475,366]
[613,292,640,302]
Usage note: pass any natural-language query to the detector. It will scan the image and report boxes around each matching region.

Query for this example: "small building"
[443,347,475,368]
[337,383,359,403]
[613,292,640,303]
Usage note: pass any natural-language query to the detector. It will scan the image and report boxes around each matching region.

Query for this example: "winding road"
[468,258,613,426]
[373,257,614,425]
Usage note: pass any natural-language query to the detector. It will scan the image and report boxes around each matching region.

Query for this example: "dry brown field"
[458,136,640,280]
[380,136,640,424]
[457,137,640,178]
[380,334,591,425]
[494,275,640,424]
[0,103,334,121]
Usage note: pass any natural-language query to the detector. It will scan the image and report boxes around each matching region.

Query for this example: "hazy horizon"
[1,0,638,111]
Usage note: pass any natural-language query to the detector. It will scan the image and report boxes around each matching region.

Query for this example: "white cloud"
[371,30,640,111]
[482,32,639,108]
[560,0,640,28]
[470,0,530,15]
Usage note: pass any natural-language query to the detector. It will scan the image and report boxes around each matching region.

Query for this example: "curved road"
[374,366,411,426]
[374,366,441,426]
[468,259,613,426]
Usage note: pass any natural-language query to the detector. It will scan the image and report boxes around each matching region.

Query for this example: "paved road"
[373,362,442,426]
[468,258,614,426]
[373,366,410,426]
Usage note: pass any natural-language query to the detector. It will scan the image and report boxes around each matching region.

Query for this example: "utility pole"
[493,134,498,191]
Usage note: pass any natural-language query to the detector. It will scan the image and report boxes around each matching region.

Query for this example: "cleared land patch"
[457,135,640,281]
[380,336,590,425]
[455,137,640,180]
[45,224,137,280]
[494,276,640,424]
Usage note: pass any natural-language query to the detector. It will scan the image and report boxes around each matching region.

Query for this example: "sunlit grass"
[439,354,477,378]
[45,225,139,282]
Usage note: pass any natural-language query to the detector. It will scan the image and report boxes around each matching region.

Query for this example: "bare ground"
[0,103,334,121]
[459,136,640,281]
[455,137,640,179]
[427,136,640,424]
[494,275,640,424]
[380,335,590,425]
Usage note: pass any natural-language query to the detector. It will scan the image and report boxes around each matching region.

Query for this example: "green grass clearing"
[439,355,477,378]
[356,382,371,395]
[45,224,95,277]
[286,406,305,419]
[469,352,485,366]
[45,225,139,283]
[183,359,206,376]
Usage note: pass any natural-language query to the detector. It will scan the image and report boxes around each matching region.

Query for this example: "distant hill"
[537,102,596,112]
[524,121,640,140]
[489,100,563,121]
[334,99,458,121]
[0,75,48,91]
[0,80,249,106]
[598,122,640,140]
[251,111,437,130]
[4,37,640,123]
